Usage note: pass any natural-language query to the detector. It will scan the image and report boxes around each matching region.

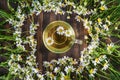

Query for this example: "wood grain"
[35,12,86,62]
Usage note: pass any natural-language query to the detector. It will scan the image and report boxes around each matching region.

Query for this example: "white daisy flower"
[102,60,109,70]
[17,54,22,61]
[57,58,66,65]
[16,44,25,51]
[107,43,114,53]
[76,65,84,74]
[89,68,97,77]
[103,24,109,31]
[46,37,54,46]
[66,11,72,14]
[37,74,44,80]
[54,67,60,73]
[100,5,108,11]
[83,19,92,29]
[92,58,100,66]
[102,55,107,59]
[26,60,33,66]
[95,27,100,32]
[43,61,51,68]
[99,55,107,62]
[106,18,111,25]
[32,68,39,73]
[8,60,13,66]
[56,26,65,35]
[97,18,102,25]
[65,30,72,37]
[75,15,82,22]
[55,8,65,15]
[64,66,75,74]
[60,72,65,80]
[11,54,17,60]
[58,2,66,8]
[100,1,105,5]
[46,71,54,79]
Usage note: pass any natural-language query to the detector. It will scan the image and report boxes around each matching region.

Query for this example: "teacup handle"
[74,39,83,45]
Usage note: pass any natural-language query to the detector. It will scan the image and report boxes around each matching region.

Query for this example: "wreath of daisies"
[7,0,118,80]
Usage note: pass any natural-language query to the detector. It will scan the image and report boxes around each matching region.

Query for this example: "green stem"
[96,73,110,80]
[106,0,115,5]
[5,72,11,80]
[109,5,120,17]
[7,0,14,12]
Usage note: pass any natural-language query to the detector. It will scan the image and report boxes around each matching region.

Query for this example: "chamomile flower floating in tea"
[56,26,65,35]
[65,30,72,37]
[46,37,54,46]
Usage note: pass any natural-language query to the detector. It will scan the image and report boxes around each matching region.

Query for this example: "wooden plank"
[57,13,67,58]
[42,12,50,62]
[47,12,58,61]
[72,14,80,59]
[0,0,10,12]
[36,12,43,70]
[65,14,74,58]
[79,20,86,51]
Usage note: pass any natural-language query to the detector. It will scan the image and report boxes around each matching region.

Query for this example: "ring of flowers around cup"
[6,0,118,79]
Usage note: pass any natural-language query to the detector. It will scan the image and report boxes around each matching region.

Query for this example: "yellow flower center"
[48,40,52,43]
[77,16,82,20]
[61,3,65,7]
[90,69,94,74]
[77,66,83,71]
[104,25,108,28]
[97,18,102,23]
[87,29,92,34]
[58,11,63,15]
[59,29,63,32]
[95,58,99,62]
[95,27,100,32]
[13,55,16,59]
[107,44,113,50]
[103,63,107,67]
[64,76,70,80]
[66,31,70,34]
[100,6,105,10]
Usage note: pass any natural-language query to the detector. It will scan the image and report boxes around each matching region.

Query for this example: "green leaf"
[116,0,120,3]
[0,62,8,67]
[0,76,6,80]
[109,68,120,80]
[0,35,15,41]
[0,10,12,19]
